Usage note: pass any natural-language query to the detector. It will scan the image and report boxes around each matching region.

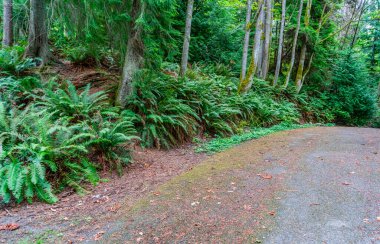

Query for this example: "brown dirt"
[46,62,119,95]
[0,145,207,243]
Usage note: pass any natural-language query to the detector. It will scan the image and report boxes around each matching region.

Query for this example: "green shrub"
[40,81,110,122]
[0,78,138,204]
[0,105,92,203]
[125,71,199,149]
[327,53,378,125]
[0,46,37,76]
[123,68,304,149]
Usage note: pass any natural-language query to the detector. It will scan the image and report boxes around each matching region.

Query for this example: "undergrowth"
[196,123,335,154]
[0,48,377,204]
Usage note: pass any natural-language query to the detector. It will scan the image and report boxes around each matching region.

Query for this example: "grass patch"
[196,123,334,154]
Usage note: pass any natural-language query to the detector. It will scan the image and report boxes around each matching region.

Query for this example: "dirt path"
[1,127,380,243]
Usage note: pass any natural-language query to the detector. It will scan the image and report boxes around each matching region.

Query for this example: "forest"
[0,0,379,205]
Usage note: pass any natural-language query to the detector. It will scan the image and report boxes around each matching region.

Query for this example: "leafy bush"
[125,71,199,149]
[40,81,110,121]
[326,53,378,125]
[0,46,37,76]
[124,68,303,149]
[0,76,43,106]
[0,77,138,204]
[0,105,92,203]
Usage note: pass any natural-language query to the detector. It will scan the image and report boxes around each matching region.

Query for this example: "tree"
[240,0,253,81]
[2,0,13,47]
[116,0,144,107]
[25,0,50,64]
[350,0,367,49]
[284,0,303,89]
[273,0,286,86]
[261,0,273,80]
[254,0,265,77]
[179,0,194,77]
[238,0,264,93]
[295,0,312,93]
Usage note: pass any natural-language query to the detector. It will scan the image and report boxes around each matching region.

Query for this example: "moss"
[196,123,333,154]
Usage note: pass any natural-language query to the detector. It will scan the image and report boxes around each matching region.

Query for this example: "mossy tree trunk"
[273,0,286,86]
[284,0,303,89]
[179,0,194,77]
[295,0,312,93]
[240,0,253,81]
[25,0,50,65]
[238,0,264,93]
[116,0,145,107]
[2,0,13,47]
[261,0,272,80]
[254,0,265,78]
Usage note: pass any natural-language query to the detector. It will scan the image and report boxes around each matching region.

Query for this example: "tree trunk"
[238,0,264,93]
[261,0,272,80]
[273,0,286,86]
[2,0,13,47]
[25,0,50,64]
[240,0,253,81]
[254,0,265,77]
[179,0,194,77]
[284,0,303,89]
[116,0,144,107]
[295,0,312,93]
[295,44,306,93]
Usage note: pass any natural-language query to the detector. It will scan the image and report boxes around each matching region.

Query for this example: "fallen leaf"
[109,203,121,213]
[257,174,273,179]
[94,231,105,241]
[0,223,20,231]
[268,211,276,216]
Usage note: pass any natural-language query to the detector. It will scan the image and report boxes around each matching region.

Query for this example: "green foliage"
[0,106,88,204]
[182,0,243,70]
[86,114,139,174]
[196,123,333,154]
[0,46,37,76]
[40,81,110,121]
[124,71,199,149]
[0,76,43,105]
[326,53,378,125]
[123,67,303,149]
[0,76,138,204]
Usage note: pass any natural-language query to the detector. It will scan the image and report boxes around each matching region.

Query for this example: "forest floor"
[1,127,380,243]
